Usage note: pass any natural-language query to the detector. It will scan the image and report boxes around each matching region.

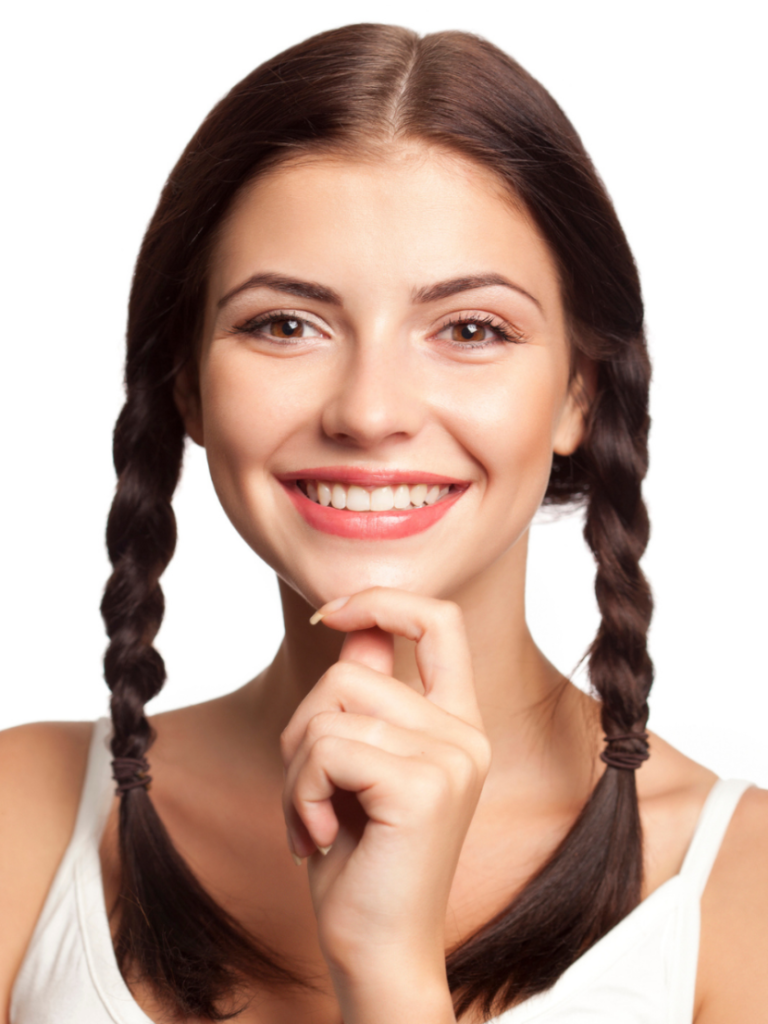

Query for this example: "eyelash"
[232,311,526,348]
[231,311,319,344]
[437,314,525,348]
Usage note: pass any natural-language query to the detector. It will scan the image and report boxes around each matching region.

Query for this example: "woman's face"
[183,143,588,608]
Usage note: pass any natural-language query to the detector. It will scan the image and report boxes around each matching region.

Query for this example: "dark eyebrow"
[218,270,541,313]
[414,274,541,310]
[217,273,342,310]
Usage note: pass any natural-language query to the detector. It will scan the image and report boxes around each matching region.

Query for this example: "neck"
[241,530,599,794]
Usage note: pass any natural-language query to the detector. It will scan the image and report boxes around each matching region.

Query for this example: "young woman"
[1,23,766,1024]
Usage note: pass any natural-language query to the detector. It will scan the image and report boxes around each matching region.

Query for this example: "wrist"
[331,964,456,1024]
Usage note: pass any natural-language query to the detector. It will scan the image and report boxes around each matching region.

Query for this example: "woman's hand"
[280,587,491,1023]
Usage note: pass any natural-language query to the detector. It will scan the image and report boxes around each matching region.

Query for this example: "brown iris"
[269,318,303,338]
[452,322,488,342]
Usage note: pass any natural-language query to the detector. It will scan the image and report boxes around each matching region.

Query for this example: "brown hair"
[101,23,652,1020]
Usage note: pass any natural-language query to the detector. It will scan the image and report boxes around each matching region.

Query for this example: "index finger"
[338,626,395,676]
[311,588,480,727]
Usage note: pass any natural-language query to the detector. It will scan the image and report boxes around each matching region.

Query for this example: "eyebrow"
[218,273,342,310]
[217,270,541,312]
[413,273,541,310]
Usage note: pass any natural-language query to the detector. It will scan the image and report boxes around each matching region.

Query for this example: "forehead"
[208,142,562,315]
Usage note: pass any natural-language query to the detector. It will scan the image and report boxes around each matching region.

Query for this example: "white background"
[1,0,766,785]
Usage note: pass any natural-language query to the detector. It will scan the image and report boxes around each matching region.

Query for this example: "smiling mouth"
[282,474,467,539]
[295,479,456,512]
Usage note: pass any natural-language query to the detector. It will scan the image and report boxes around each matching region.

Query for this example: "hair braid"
[102,387,181,765]
[446,349,653,1017]
[585,355,654,755]
[101,340,302,1017]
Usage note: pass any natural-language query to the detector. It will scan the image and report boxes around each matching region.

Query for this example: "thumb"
[338,626,394,676]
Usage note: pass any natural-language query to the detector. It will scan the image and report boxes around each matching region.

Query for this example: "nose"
[320,332,424,449]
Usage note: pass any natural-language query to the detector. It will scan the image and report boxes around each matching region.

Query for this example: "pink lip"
[280,479,468,539]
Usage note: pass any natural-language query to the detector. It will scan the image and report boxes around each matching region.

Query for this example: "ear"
[173,363,205,447]
[553,353,597,456]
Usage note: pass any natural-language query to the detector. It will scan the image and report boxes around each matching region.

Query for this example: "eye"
[450,321,492,343]
[436,315,524,348]
[266,317,310,339]
[232,311,324,343]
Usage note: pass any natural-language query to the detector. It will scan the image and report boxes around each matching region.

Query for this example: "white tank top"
[10,718,752,1023]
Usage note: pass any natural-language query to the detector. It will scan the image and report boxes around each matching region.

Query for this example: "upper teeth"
[304,481,450,511]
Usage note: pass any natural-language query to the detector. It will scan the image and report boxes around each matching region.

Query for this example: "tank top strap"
[71,716,115,850]
[679,778,753,898]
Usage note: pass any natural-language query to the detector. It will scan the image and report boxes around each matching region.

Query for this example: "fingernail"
[287,828,303,864]
[317,845,332,856]
[309,596,350,625]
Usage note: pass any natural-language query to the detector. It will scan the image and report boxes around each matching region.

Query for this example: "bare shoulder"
[0,721,93,1013]
[630,732,767,1020]
[636,731,719,892]
[695,784,768,1023]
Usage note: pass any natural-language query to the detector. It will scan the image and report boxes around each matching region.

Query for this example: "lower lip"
[281,482,466,539]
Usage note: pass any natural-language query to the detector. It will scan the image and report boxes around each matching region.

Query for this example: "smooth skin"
[1,144,766,1024]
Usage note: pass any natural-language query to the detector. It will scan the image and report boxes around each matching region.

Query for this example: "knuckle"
[445,745,476,786]
[441,600,464,625]
[305,710,336,743]
[362,716,387,745]
[324,660,355,688]
[292,782,311,813]
[313,662,355,706]
[317,664,337,689]
[412,762,450,803]
[471,732,493,774]
[307,732,337,765]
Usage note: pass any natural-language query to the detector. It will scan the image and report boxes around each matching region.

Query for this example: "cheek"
[198,350,295,516]
[451,360,566,501]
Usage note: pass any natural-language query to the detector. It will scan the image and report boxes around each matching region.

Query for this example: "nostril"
[320,380,423,447]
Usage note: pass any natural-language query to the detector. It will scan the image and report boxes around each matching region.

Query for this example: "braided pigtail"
[584,346,654,818]
[100,285,301,1016]
[446,348,653,1018]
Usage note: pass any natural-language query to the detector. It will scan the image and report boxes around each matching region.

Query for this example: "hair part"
[102,23,652,1019]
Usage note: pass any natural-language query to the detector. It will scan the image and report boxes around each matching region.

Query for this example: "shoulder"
[636,731,719,892]
[0,721,93,1013]
[695,784,768,1023]
[636,735,768,1019]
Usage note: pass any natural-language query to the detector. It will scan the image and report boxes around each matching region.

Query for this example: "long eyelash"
[441,314,526,347]
[230,311,524,347]
[230,310,313,337]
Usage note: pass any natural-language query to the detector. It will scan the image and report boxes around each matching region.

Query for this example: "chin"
[277,547,455,608]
